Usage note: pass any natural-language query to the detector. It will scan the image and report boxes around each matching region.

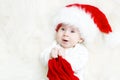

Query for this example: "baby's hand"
[58,47,65,58]
[50,47,65,58]
[50,48,59,58]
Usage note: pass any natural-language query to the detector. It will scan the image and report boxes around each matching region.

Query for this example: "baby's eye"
[61,28,65,31]
[71,30,75,33]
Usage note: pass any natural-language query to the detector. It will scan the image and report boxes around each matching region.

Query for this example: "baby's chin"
[60,44,75,49]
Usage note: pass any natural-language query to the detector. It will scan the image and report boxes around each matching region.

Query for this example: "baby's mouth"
[62,39,68,42]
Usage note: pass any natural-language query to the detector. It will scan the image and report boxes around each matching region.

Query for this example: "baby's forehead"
[61,23,79,30]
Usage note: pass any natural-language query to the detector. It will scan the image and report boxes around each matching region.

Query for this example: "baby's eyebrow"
[70,29,75,31]
[71,27,78,31]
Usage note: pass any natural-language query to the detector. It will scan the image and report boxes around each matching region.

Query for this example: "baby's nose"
[63,31,69,36]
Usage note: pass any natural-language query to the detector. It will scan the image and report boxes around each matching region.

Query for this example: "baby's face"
[56,24,81,49]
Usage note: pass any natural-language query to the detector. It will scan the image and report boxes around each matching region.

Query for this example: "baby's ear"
[78,38,84,43]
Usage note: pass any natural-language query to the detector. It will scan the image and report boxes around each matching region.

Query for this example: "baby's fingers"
[50,48,58,58]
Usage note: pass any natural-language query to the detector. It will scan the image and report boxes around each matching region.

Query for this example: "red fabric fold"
[47,56,79,80]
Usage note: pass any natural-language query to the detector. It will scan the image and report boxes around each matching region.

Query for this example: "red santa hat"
[53,3,112,44]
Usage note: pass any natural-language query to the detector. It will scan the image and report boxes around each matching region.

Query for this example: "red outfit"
[47,56,79,80]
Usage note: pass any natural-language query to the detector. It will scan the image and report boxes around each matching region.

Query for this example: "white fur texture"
[0,0,120,80]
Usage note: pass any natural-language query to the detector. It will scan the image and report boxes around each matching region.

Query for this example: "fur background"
[0,0,120,80]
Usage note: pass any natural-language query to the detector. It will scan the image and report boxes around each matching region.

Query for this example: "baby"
[41,23,88,80]
[40,3,112,80]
